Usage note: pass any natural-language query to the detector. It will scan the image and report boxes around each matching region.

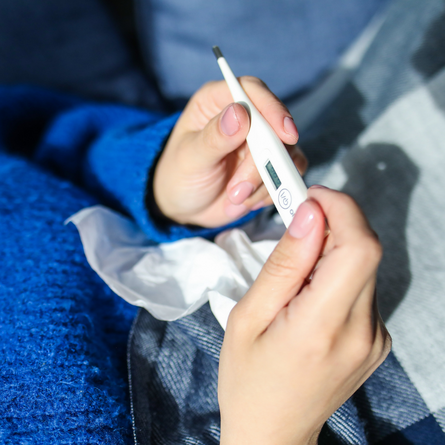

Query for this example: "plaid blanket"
[129,0,445,443]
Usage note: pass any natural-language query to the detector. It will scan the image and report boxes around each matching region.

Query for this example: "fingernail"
[310,184,329,189]
[225,203,248,219]
[251,200,265,211]
[284,116,298,140]
[228,181,254,205]
[289,200,316,239]
[221,104,240,136]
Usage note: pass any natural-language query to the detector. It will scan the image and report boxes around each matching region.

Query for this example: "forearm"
[0,85,254,242]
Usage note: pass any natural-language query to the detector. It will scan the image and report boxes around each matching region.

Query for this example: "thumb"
[191,103,250,168]
[233,199,326,336]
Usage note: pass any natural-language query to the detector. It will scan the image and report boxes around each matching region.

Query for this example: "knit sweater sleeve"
[0,86,258,243]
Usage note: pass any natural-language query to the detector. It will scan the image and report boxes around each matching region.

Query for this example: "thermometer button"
[278,188,292,209]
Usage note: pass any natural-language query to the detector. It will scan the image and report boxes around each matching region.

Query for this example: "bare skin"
[153,79,391,444]
[154,77,307,227]
[219,187,391,445]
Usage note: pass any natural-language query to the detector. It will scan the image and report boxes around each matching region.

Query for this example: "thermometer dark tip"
[212,46,223,59]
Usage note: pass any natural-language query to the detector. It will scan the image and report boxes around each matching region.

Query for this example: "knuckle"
[360,235,383,265]
[349,235,383,269]
[347,326,376,365]
[292,326,338,363]
[305,341,332,363]
[335,193,383,264]
[263,246,296,280]
[352,336,374,364]
[336,192,357,209]
[363,231,382,255]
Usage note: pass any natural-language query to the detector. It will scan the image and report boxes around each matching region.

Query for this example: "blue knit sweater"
[0,86,255,443]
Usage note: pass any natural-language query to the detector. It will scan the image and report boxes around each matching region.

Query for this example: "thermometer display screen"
[265,160,281,190]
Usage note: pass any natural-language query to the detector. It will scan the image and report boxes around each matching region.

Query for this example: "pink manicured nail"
[221,104,240,136]
[228,181,254,205]
[284,116,298,139]
[288,200,316,239]
[225,203,248,219]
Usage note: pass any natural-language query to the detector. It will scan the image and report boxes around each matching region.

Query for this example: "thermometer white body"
[213,46,307,227]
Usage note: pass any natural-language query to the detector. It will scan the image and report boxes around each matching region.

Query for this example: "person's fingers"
[222,184,272,220]
[244,184,272,209]
[345,281,391,370]
[225,147,259,205]
[182,78,304,206]
[300,240,381,332]
[225,144,307,206]
[348,275,378,324]
[229,199,326,338]
[187,78,299,145]
[308,186,377,245]
[222,198,250,221]
[239,77,299,146]
[342,295,391,382]
[184,102,250,170]
[178,80,235,132]
[292,187,382,328]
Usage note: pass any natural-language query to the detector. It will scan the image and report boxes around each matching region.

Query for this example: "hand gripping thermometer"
[212,46,307,227]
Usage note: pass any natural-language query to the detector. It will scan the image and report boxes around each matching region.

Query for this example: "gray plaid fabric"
[129,0,445,443]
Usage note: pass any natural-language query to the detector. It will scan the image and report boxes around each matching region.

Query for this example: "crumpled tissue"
[66,206,281,330]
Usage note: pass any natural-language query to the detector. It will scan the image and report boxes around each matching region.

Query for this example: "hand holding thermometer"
[212,46,308,228]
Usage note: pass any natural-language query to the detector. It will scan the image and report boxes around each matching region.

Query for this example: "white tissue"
[66,206,279,330]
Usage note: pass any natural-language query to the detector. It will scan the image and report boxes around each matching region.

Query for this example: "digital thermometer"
[212,46,307,228]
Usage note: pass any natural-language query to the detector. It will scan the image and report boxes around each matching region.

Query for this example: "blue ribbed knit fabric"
[0,151,138,443]
[0,86,257,244]
[0,85,259,443]
[0,87,171,443]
